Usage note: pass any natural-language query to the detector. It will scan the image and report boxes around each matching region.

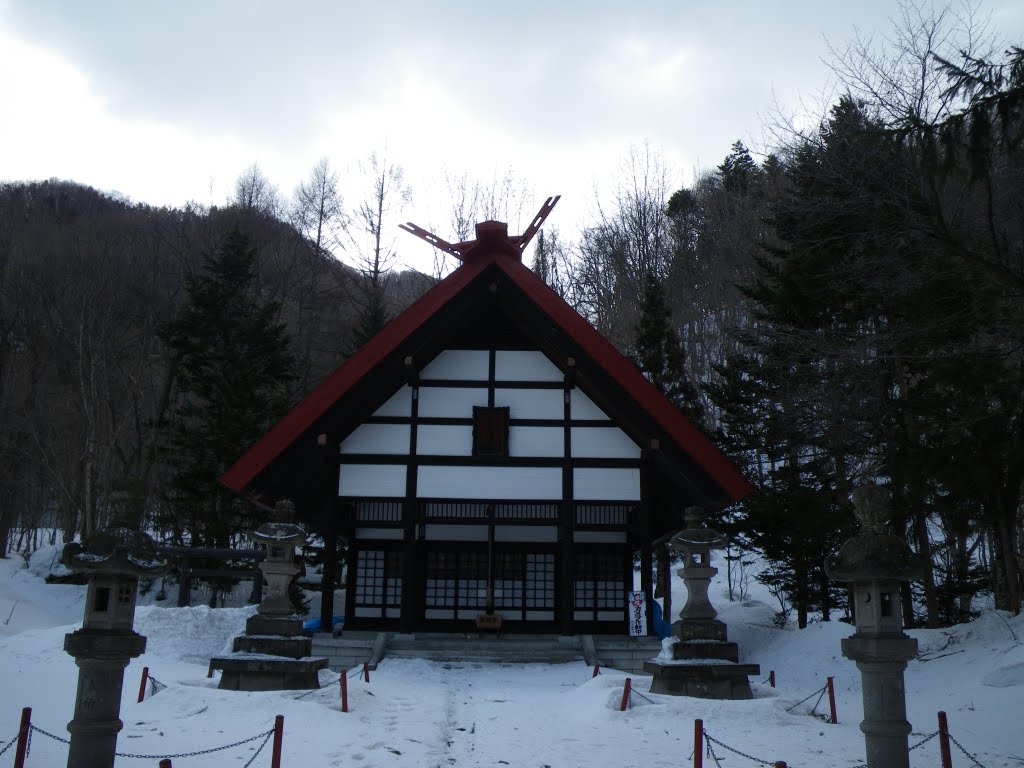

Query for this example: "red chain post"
[619,678,632,711]
[363,662,370,683]
[137,666,150,703]
[693,719,703,768]
[826,676,838,724]
[592,664,600,678]
[938,711,953,768]
[13,707,31,768]
[769,670,775,688]
[340,671,349,713]
[270,714,284,768]
[159,760,173,767]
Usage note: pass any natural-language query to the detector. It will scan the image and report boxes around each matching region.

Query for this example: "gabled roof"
[221,225,753,504]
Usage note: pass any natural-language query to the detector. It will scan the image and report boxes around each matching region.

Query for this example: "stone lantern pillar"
[672,506,729,640]
[62,479,167,768]
[645,507,759,699]
[210,499,328,690]
[826,485,924,768]
[248,498,306,627]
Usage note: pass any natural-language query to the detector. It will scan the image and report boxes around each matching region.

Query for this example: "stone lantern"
[672,506,730,640]
[827,485,924,768]
[645,507,759,699]
[249,498,306,623]
[210,499,328,690]
[62,479,167,768]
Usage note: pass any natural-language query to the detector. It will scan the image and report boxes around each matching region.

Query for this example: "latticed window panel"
[355,549,402,618]
[573,551,626,622]
[424,549,555,621]
[525,553,555,609]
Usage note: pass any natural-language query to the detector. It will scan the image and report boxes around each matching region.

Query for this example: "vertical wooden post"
[138,666,150,703]
[341,671,349,713]
[768,670,775,688]
[13,707,31,768]
[271,714,284,768]
[662,542,672,632]
[159,760,173,767]
[592,664,600,678]
[248,565,263,605]
[693,718,703,768]
[178,558,191,607]
[938,711,953,768]
[363,662,370,683]
[619,678,632,711]
[826,676,838,724]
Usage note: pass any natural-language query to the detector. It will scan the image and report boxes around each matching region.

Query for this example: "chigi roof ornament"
[399,195,560,264]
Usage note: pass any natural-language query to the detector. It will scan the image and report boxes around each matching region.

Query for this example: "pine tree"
[159,229,295,548]
[348,282,389,354]
[631,270,704,425]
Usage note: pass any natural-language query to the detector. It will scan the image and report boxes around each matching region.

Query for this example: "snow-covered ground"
[1,547,1022,767]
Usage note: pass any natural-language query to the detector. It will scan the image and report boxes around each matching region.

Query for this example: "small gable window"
[473,406,510,457]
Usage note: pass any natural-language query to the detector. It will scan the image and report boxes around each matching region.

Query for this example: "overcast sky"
[2,1,1022,273]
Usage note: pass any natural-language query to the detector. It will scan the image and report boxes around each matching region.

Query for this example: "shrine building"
[221,203,751,636]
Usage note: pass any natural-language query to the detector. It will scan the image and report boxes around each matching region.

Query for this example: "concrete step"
[382,633,583,664]
[592,636,662,674]
[311,635,378,671]
[385,649,583,664]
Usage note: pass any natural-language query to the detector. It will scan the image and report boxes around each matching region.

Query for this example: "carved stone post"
[673,506,728,640]
[646,507,759,699]
[827,486,923,768]
[62,479,167,768]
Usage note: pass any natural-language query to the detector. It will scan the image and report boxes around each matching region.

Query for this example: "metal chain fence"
[703,729,776,766]
[24,720,276,763]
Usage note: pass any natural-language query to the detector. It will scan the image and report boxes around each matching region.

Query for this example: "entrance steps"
[311,630,379,671]
[386,633,584,665]
[591,636,663,674]
[312,632,661,672]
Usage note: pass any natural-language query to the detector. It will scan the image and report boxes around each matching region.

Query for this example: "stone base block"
[671,640,739,662]
[645,660,760,700]
[245,615,305,637]
[232,635,312,659]
[673,619,728,642]
[210,656,328,691]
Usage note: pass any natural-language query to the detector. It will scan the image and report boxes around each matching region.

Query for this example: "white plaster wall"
[573,467,640,500]
[525,611,555,621]
[338,464,407,497]
[417,425,473,456]
[570,389,610,420]
[373,386,413,417]
[422,524,488,541]
[508,426,564,458]
[570,427,641,459]
[354,528,404,540]
[418,387,488,418]
[494,350,563,382]
[418,466,562,499]
[340,424,411,455]
[495,388,564,420]
[420,350,489,380]
[494,525,558,543]
[573,531,628,543]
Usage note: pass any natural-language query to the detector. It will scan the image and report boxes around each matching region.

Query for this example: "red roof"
[221,242,752,503]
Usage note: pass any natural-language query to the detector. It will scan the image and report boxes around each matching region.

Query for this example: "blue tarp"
[303,616,345,632]
[651,601,671,640]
